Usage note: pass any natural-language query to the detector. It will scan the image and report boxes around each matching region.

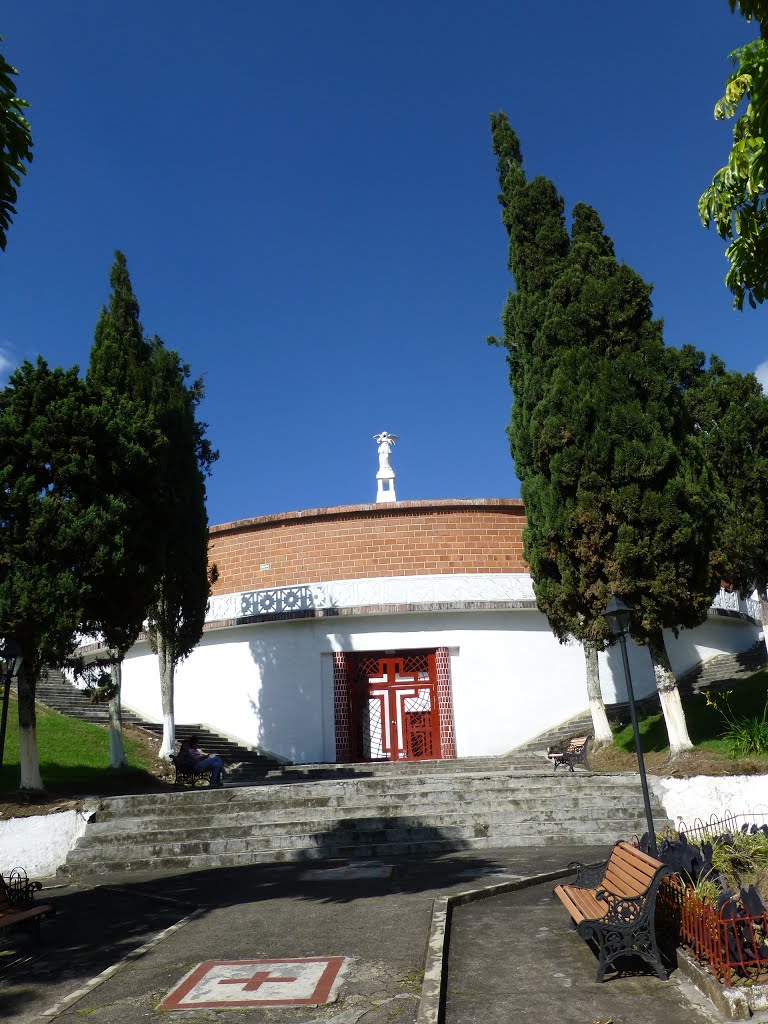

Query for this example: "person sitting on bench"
[178,735,227,787]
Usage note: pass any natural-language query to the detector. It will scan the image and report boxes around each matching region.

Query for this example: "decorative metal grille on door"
[350,652,440,761]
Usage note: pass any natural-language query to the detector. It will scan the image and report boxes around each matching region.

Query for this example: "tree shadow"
[0,840,525,1011]
[0,884,188,1010]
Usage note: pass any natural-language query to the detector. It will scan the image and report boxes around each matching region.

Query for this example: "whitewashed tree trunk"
[157,632,175,758]
[583,641,612,746]
[17,665,43,791]
[108,660,128,769]
[760,589,768,661]
[648,629,693,756]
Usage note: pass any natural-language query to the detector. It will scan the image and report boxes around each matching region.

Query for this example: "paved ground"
[445,882,742,1024]
[1,844,755,1024]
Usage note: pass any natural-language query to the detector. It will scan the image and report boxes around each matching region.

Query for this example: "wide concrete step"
[268,755,547,779]
[74,804,665,849]
[84,785,659,830]
[62,767,669,877]
[62,821,669,875]
[89,770,654,817]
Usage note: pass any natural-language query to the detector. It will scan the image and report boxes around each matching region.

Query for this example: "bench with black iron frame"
[554,840,672,982]
[0,867,56,942]
[546,734,591,772]
[170,754,213,788]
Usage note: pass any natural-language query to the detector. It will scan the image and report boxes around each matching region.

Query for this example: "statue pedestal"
[376,470,396,503]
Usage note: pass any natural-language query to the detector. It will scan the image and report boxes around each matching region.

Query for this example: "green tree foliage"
[699,2,768,308]
[88,251,218,760]
[490,113,718,755]
[685,356,768,637]
[0,359,161,789]
[0,36,32,251]
[145,341,218,757]
[86,252,165,766]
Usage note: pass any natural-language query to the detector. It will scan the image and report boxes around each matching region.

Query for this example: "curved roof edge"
[210,498,525,535]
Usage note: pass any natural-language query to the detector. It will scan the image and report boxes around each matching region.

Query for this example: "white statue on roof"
[373,431,398,503]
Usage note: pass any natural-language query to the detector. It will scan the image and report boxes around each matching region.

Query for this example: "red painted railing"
[658,876,768,986]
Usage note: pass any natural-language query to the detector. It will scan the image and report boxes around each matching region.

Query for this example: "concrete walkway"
[445,881,730,1024]
[0,844,745,1024]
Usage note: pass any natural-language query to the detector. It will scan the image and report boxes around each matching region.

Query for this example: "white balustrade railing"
[711,587,762,621]
[205,579,765,626]
[205,573,537,623]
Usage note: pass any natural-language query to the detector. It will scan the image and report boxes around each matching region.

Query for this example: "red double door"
[350,651,441,762]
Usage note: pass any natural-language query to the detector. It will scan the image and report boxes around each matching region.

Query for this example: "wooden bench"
[554,840,672,982]
[170,754,212,788]
[0,867,56,942]
[546,735,591,772]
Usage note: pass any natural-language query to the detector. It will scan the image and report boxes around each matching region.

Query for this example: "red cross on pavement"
[219,969,297,992]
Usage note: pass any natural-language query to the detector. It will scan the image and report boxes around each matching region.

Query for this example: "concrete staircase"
[510,712,595,756]
[33,669,281,782]
[34,668,145,726]
[676,640,768,694]
[60,768,671,876]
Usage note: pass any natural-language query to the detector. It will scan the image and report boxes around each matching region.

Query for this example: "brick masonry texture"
[208,499,527,595]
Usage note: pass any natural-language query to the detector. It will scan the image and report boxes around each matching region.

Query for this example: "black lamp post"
[601,595,658,856]
[0,637,21,771]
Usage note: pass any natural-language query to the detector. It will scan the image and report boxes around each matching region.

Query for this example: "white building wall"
[120,610,590,762]
[598,615,761,704]
[109,575,762,764]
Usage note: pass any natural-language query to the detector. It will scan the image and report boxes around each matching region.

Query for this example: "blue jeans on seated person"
[196,756,225,784]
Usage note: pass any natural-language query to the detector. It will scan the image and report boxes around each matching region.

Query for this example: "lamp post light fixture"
[0,636,21,772]
[601,595,658,856]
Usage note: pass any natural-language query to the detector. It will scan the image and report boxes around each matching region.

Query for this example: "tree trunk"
[759,588,768,662]
[583,641,612,746]
[648,628,693,757]
[108,660,128,769]
[157,632,175,758]
[17,663,43,791]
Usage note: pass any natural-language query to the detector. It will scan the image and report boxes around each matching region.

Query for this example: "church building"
[97,434,762,765]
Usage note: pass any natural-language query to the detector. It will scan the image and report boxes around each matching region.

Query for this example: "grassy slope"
[0,695,166,795]
[611,668,768,758]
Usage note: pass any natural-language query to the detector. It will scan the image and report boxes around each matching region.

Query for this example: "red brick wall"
[208,499,527,596]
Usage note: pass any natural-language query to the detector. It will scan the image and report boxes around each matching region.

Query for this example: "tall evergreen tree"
[145,340,218,758]
[0,359,161,789]
[87,252,163,767]
[490,113,718,756]
[685,356,768,649]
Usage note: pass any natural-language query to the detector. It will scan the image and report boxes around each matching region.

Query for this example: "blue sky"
[1,2,764,526]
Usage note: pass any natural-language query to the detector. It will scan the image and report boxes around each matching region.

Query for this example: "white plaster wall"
[0,809,91,877]
[597,615,761,704]
[651,775,768,831]
[663,616,761,679]
[110,592,762,765]
[119,611,591,761]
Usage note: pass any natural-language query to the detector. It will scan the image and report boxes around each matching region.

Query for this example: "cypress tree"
[686,357,768,649]
[0,359,161,789]
[87,252,162,767]
[88,252,218,761]
[490,113,718,755]
[145,340,218,758]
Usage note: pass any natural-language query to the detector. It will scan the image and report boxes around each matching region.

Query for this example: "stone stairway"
[33,668,281,782]
[60,769,671,876]
[267,750,548,780]
[34,668,145,726]
[676,640,768,694]
[510,712,595,756]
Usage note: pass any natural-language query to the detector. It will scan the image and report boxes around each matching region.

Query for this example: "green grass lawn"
[612,668,768,760]
[0,695,165,795]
